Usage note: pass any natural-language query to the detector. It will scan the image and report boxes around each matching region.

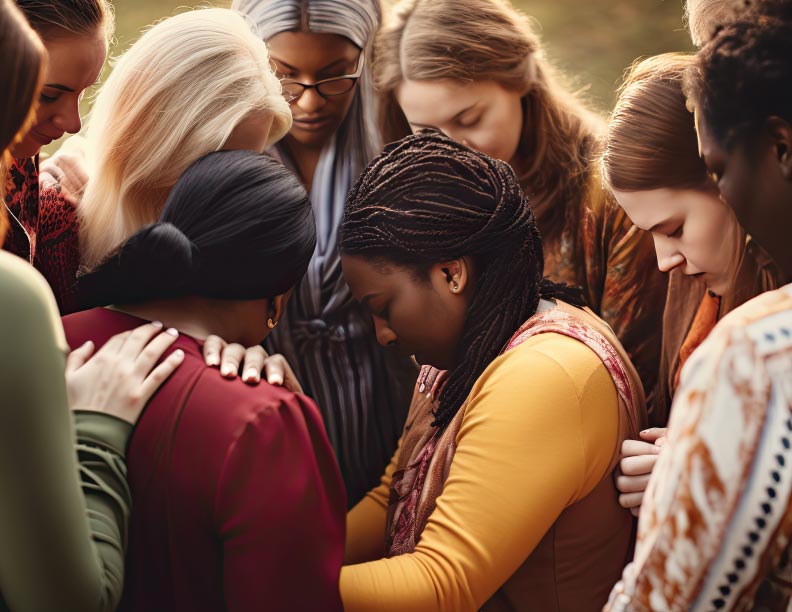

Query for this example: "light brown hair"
[374,0,604,243]
[1,0,45,244]
[14,0,114,41]
[603,53,712,193]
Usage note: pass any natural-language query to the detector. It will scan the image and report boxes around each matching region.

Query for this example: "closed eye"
[668,225,683,238]
[458,115,481,128]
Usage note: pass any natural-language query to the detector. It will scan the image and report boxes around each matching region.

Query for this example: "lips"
[292,116,332,132]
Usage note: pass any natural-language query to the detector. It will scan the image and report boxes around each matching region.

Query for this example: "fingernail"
[166,327,178,337]
[221,364,235,377]
[269,375,283,386]
[173,349,184,360]
[151,320,163,328]
[243,369,260,382]
[206,355,219,366]
[419,383,426,393]
[82,340,93,349]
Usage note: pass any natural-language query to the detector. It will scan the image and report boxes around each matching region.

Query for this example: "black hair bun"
[78,222,199,307]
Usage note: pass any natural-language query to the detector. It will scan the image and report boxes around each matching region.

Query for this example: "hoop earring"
[267,318,279,329]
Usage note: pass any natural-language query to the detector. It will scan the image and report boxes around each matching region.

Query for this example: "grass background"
[44,0,694,154]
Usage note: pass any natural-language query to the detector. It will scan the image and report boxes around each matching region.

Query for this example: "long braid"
[341,130,583,428]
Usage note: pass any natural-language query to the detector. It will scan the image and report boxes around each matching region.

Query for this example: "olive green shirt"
[0,251,131,612]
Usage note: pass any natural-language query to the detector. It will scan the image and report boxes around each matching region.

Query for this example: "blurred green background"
[45,0,693,155]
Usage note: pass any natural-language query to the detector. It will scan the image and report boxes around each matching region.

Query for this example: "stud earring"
[451,281,459,293]
[267,318,279,329]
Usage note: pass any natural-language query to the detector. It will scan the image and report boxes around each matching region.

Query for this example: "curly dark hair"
[685,0,792,150]
[340,129,584,429]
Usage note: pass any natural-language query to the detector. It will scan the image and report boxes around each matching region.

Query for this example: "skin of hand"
[66,322,185,425]
[202,336,304,394]
[39,149,90,201]
[615,427,667,517]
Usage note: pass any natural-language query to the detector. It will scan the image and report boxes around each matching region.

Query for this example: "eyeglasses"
[280,52,365,102]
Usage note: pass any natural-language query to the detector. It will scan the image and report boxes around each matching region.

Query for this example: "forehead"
[341,254,413,295]
[397,79,504,122]
[694,110,727,163]
[43,34,106,89]
[267,31,359,70]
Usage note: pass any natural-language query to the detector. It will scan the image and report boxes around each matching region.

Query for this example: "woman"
[0,2,184,610]
[4,0,111,266]
[604,53,786,423]
[232,0,415,506]
[32,7,290,314]
[374,0,667,396]
[603,53,786,516]
[607,10,792,610]
[65,150,346,611]
[339,130,647,611]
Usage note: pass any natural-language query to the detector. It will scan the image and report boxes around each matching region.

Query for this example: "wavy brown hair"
[374,0,604,244]
[1,0,45,244]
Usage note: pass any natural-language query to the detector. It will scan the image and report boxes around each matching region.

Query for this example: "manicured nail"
[206,354,220,366]
[243,369,260,382]
[166,327,178,337]
[151,320,163,328]
[221,364,235,377]
[268,375,283,386]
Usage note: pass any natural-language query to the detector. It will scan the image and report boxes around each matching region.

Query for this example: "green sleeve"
[0,252,130,612]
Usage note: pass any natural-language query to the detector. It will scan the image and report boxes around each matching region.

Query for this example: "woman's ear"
[437,257,472,295]
[766,116,792,180]
[267,288,295,327]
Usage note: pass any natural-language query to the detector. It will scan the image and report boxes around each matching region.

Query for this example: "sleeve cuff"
[73,411,134,457]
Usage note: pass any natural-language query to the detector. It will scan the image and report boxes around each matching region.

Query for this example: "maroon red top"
[63,308,346,612]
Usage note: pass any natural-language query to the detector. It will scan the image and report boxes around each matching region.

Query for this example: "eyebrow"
[409,103,478,129]
[271,57,350,73]
[43,83,75,93]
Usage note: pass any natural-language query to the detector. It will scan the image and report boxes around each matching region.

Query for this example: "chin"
[289,125,337,149]
[10,138,40,160]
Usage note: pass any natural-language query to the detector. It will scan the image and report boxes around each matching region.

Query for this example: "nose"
[294,88,326,114]
[372,315,397,348]
[52,98,82,135]
[653,235,685,272]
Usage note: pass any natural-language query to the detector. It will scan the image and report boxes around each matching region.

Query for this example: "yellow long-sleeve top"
[343,331,636,612]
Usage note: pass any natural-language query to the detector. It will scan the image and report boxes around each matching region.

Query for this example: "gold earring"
[267,318,278,329]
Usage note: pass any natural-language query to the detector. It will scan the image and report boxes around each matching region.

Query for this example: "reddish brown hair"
[603,53,713,193]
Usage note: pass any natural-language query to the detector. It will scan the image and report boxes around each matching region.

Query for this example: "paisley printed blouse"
[606,283,792,611]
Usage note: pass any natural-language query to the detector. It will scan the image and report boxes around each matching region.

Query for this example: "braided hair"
[340,130,583,428]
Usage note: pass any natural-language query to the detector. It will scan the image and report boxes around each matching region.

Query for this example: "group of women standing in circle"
[1,0,791,610]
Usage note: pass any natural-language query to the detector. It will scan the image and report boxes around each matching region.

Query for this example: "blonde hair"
[375,0,604,243]
[79,8,292,268]
[1,0,45,243]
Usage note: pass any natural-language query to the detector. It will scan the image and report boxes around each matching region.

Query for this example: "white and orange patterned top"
[606,283,792,612]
